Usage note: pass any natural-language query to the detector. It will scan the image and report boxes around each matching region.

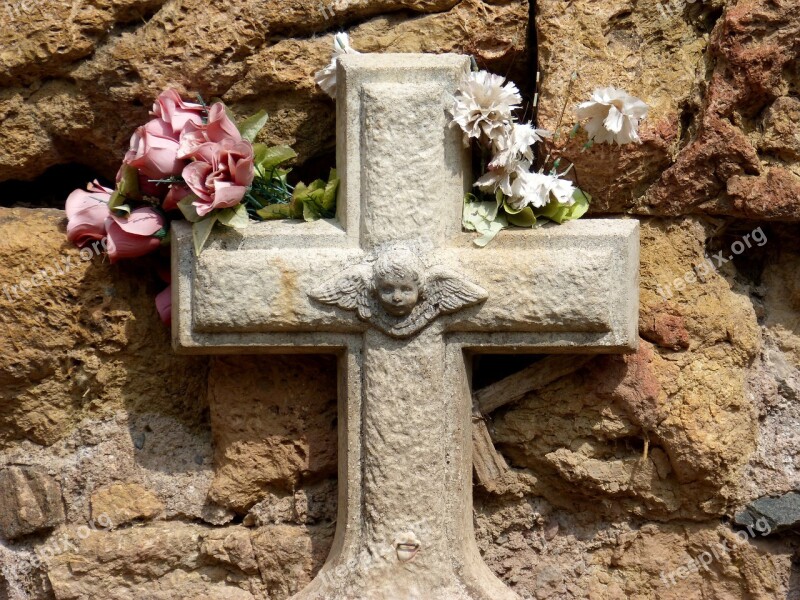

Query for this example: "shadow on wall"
[0,163,110,209]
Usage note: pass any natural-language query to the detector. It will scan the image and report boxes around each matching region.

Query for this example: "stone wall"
[1,0,799,598]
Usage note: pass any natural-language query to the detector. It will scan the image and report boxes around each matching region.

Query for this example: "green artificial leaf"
[113,203,132,216]
[463,198,507,247]
[192,215,218,255]
[321,169,339,213]
[109,165,141,212]
[178,195,202,223]
[238,110,269,143]
[303,201,321,221]
[256,203,295,220]
[506,206,536,227]
[502,199,525,215]
[538,188,591,224]
[254,144,297,172]
[217,203,250,230]
[566,188,591,220]
[292,171,338,222]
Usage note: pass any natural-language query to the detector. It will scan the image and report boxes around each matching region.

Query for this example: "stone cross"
[172,54,639,599]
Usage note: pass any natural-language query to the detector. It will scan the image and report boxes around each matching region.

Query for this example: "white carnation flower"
[575,87,648,145]
[489,123,551,170]
[475,160,531,197]
[547,175,577,206]
[508,171,576,210]
[314,33,359,98]
[451,71,522,145]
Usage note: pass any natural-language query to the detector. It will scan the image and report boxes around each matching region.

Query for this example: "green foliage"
[217,203,250,230]
[538,188,590,224]
[192,214,218,255]
[109,165,140,215]
[291,169,339,221]
[238,110,269,143]
[177,195,202,223]
[463,196,507,247]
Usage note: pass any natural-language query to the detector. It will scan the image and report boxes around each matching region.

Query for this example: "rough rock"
[244,479,338,527]
[639,0,800,219]
[535,0,800,221]
[207,355,338,513]
[46,522,261,600]
[473,495,787,600]
[0,208,209,448]
[0,0,529,183]
[90,482,164,527]
[639,307,691,351]
[735,491,800,535]
[0,466,64,541]
[492,217,760,520]
[250,523,335,599]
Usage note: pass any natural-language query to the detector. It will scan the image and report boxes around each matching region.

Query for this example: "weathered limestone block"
[201,526,260,576]
[0,0,528,182]
[640,0,800,219]
[207,355,338,513]
[0,466,64,540]
[474,497,787,600]
[90,482,164,527]
[47,522,260,600]
[251,523,336,599]
[0,208,208,449]
[493,217,761,519]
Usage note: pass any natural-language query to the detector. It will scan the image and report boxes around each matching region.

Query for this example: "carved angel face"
[372,251,423,317]
[375,271,420,317]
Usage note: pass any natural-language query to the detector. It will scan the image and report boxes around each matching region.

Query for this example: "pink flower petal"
[155,285,172,326]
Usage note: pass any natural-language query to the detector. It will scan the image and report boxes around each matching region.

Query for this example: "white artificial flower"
[314,33,360,98]
[475,160,531,197]
[489,123,552,170]
[547,174,577,206]
[451,71,522,145]
[508,171,576,210]
[575,87,648,145]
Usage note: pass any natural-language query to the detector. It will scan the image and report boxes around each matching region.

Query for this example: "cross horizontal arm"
[173,219,638,354]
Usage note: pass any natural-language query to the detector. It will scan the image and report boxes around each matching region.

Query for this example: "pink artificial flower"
[115,163,169,200]
[155,285,172,325]
[178,102,242,158]
[151,90,205,139]
[105,207,165,263]
[182,139,254,217]
[138,173,169,199]
[124,119,185,180]
[162,184,192,212]
[65,181,112,248]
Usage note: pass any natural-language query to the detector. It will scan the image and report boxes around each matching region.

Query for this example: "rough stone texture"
[2,0,800,598]
[46,522,261,599]
[536,0,800,220]
[736,491,800,534]
[0,466,64,541]
[0,208,208,448]
[90,482,164,526]
[0,0,529,183]
[207,356,338,513]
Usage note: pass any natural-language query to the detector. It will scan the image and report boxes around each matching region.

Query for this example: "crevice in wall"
[0,164,110,210]
[529,0,539,126]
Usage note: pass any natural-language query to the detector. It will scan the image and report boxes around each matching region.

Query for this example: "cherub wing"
[424,266,488,314]
[309,264,373,320]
